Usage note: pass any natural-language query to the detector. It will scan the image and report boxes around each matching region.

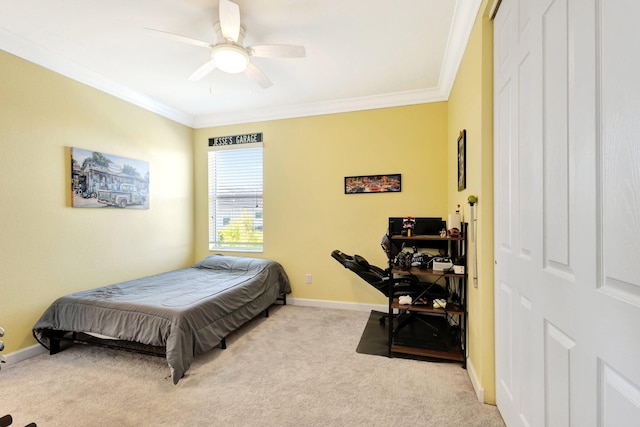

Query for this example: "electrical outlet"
[305,274,312,284]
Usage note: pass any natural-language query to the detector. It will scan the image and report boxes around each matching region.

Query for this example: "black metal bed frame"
[44,292,287,358]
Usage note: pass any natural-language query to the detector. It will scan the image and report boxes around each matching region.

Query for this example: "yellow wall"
[194,104,449,304]
[0,51,195,352]
[447,0,495,403]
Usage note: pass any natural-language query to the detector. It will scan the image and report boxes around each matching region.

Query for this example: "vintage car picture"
[71,147,149,209]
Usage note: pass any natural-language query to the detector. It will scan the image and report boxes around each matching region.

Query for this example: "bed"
[32,255,290,384]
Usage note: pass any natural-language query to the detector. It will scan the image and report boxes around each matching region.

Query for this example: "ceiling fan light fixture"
[212,44,249,74]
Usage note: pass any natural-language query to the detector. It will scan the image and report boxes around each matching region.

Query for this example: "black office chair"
[331,249,454,350]
[1,326,37,427]
[331,249,447,300]
[330,250,422,299]
[0,414,36,427]
[331,249,447,327]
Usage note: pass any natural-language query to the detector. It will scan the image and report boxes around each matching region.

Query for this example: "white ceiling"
[0,0,481,128]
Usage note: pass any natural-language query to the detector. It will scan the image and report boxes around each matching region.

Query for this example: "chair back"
[331,250,389,296]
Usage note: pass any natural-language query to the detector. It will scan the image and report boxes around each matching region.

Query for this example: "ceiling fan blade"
[248,44,306,58]
[219,0,241,42]
[244,62,273,89]
[145,28,213,49]
[188,60,217,81]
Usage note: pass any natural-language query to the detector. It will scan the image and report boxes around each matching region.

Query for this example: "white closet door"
[493,0,640,426]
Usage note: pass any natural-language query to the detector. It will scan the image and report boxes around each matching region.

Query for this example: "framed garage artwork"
[71,147,149,209]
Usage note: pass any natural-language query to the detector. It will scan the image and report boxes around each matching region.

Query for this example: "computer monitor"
[388,217,445,236]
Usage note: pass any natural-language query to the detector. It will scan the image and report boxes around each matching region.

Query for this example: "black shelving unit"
[386,223,468,367]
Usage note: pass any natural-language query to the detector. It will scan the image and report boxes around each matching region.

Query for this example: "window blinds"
[208,145,263,251]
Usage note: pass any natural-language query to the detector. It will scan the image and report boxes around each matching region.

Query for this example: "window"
[208,144,263,251]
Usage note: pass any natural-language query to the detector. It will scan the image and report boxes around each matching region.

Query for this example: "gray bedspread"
[33,255,290,384]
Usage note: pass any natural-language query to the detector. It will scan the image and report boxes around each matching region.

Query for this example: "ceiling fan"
[146,0,306,88]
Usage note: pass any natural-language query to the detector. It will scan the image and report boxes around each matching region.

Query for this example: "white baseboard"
[3,344,46,367]
[287,297,387,313]
[466,356,485,402]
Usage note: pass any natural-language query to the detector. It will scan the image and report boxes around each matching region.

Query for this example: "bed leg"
[265,307,269,318]
[220,338,226,350]
[47,330,66,355]
[49,336,61,355]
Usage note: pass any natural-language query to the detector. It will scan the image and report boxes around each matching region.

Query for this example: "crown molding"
[192,87,448,128]
[438,0,483,98]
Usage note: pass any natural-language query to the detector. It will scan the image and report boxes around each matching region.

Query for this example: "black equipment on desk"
[388,217,445,236]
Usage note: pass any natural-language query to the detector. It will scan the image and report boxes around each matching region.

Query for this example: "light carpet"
[1,306,504,426]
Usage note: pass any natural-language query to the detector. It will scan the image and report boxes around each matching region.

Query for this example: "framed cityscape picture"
[344,173,401,194]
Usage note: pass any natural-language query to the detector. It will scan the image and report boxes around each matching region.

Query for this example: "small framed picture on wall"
[458,129,466,191]
[344,173,401,194]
